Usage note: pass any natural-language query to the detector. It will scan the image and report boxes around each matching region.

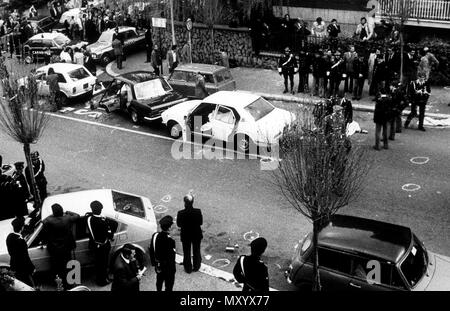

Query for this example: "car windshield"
[68,67,90,81]
[400,235,428,288]
[112,190,146,219]
[54,34,70,46]
[134,78,172,100]
[98,32,113,44]
[244,97,275,121]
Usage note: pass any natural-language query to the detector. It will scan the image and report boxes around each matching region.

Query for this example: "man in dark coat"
[149,215,176,291]
[46,67,60,110]
[352,55,368,100]
[42,203,80,289]
[388,79,406,139]
[278,47,298,94]
[25,151,47,201]
[86,200,114,286]
[373,88,392,150]
[11,162,30,217]
[111,244,142,292]
[233,237,269,292]
[6,217,35,287]
[297,49,311,93]
[404,73,431,131]
[177,195,203,273]
[144,26,153,63]
[151,44,162,76]
[370,55,387,99]
[327,19,341,38]
[329,51,345,97]
[311,50,326,97]
[339,94,353,126]
[385,47,401,87]
[112,31,123,70]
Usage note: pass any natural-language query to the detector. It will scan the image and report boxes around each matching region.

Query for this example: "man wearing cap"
[42,203,80,289]
[12,162,30,217]
[278,46,298,94]
[6,217,35,287]
[86,200,114,286]
[149,215,176,291]
[111,244,143,292]
[233,237,269,292]
[25,151,48,201]
[177,195,203,273]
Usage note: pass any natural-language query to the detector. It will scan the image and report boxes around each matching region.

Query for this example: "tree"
[273,108,371,291]
[201,0,227,63]
[0,59,50,213]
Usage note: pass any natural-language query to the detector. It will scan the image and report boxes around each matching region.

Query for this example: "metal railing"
[379,0,450,21]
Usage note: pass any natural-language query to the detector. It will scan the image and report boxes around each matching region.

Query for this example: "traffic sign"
[152,17,167,28]
[186,18,193,31]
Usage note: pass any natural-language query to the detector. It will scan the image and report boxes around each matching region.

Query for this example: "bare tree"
[273,108,372,291]
[0,63,50,211]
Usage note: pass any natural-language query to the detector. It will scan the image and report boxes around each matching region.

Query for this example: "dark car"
[167,63,236,98]
[286,214,450,291]
[91,71,187,123]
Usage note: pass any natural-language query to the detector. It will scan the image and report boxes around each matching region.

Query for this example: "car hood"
[255,108,295,141]
[163,99,202,120]
[87,41,108,53]
[424,252,450,291]
[138,91,184,108]
[67,39,87,48]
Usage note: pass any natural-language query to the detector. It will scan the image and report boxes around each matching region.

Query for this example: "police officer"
[149,215,176,291]
[86,200,114,286]
[12,162,30,217]
[278,47,298,94]
[388,79,406,140]
[6,216,35,287]
[233,237,269,292]
[404,72,431,131]
[25,151,48,201]
[373,88,392,150]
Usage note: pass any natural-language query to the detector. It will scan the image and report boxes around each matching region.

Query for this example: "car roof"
[117,71,157,84]
[319,214,412,263]
[37,62,85,72]
[29,32,66,41]
[203,91,260,109]
[175,63,228,74]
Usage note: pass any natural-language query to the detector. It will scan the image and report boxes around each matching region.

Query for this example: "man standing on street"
[177,194,203,273]
[42,203,80,289]
[167,44,179,76]
[6,216,35,287]
[195,72,208,99]
[151,44,162,76]
[233,237,269,292]
[25,151,48,201]
[111,244,144,292]
[86,200,114,286]
[343,45,358,94]
[278,47,298,94]
[144,25,153,63]
[404,73,430,131]
[112,31,123,70]
[47,67,61,110]
[373,87,392,150]
[149,215,176,291]
[12,162,30,217]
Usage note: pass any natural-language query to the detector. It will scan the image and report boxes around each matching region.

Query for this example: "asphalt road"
[1,101,449,290]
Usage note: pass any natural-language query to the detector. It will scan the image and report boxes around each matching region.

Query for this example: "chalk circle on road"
[402,184,421,192]
[161,195,171,203]
[410,157,430,165]
[243,230,260,242]
[154,205,168,214]
[212,259,230,268]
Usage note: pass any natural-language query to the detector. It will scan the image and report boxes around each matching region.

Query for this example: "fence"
[379,0,450,21]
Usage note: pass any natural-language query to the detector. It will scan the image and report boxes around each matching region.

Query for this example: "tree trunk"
[400,31,404,83]
[23,143,41,211]
[210,26,215,64]
[312,218,321,291]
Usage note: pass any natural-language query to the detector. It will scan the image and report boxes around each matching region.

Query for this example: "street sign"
[152,17,167,28]
[186,18,193,31]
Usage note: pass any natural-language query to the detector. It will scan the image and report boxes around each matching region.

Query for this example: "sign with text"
[152,17,167,28]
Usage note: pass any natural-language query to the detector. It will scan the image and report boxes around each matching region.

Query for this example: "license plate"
[83,83,88,89]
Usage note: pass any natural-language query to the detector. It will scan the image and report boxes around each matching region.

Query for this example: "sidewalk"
[106,51,450,120]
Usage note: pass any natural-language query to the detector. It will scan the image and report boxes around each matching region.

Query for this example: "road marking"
[212,258,231,268]
[410,157,430,165]
[243,230,260,242]
[161,194,171,203]
[153,205,168,213]
[402,184,421,192]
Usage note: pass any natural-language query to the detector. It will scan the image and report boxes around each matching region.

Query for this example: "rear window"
[244,97,275,121]
[112,190,145,219]
[204,74,215,84]
[68,67,90,81]
[215,70,232,84]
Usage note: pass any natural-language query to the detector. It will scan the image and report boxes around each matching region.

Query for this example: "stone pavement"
[106,51,450,120]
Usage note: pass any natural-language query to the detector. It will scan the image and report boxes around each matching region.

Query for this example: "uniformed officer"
[6,216,35,287]
[12,162,30,217]
[373,88,393,150]
[86,200,114,286]
[149,215,176,291]
[404,72,431,131]
[233,237,269,292]
[388,79,406,140]
[25,151,48,201]
[278,47,298,94]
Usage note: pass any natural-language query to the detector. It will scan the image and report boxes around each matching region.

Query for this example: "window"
[318,247,352,275]
[400,236,427,288]
[214,106,235,124]
[186,72,197,83]
[124,30,137,40]
[42,39,54,48]
[112,190,146,219]
[351,256,407,289]
[203,74,215,84]
[244,97,275,121]
[170,71,187,81]
[28,40,42,47]
[134,78,172,100]
[215,70,232,84]
[67,67,90,81]
[98,31,113,44]
[56,73,66,83]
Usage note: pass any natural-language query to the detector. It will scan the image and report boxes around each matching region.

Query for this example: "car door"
[187,102,217,137]
[26,222,51,272]
[123,30,137,53]
[185,72,197,97]
[203,73,217,95]
[317,247,353,290]
[168,70,188,96]
[35,71,49,96]
[211,105,237,143]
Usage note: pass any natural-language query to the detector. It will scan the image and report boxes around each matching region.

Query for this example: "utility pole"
[169,0,176,45]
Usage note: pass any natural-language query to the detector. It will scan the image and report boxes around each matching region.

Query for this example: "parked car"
[23,32,87,63]
[28,15,58,34]
[87,26,145,66]
[161,91,294,153]
[0,189,157,274]
[167,63,236,98]
[91,71,186,123]
[286,214,450,291]
[19,63,97,106]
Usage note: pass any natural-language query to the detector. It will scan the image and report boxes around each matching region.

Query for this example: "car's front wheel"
[129,108,141,124]
[56,92,68,107]
[168,121,182,138]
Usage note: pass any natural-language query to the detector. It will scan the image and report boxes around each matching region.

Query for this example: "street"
[1,100,449,290]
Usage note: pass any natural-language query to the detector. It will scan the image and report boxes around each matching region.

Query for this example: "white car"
[22,63,97,105]
[0,189,157,273]
[161,91,295,153]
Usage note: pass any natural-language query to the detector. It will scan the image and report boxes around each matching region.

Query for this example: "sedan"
[161,91,295,153]
[0,189,157,274]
